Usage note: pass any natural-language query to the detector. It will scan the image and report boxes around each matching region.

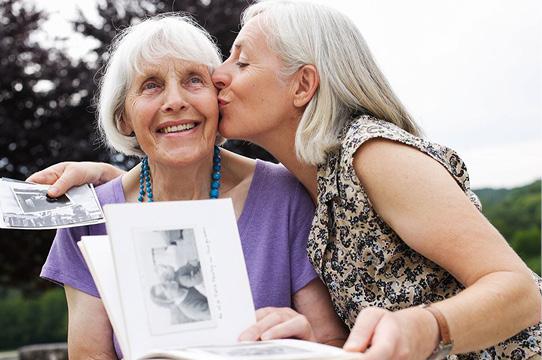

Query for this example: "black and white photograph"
[0,178,104,229]
[135,227,215,335]
[13,188,72,213]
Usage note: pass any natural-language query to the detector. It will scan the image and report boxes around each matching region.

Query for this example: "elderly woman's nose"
[161,85,188,112]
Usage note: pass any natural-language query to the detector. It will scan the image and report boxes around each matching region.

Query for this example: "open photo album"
[0,177,104,229]
[79,199,359,360]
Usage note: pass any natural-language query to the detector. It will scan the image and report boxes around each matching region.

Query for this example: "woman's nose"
[212,63,231,90]
[161,85,188,113]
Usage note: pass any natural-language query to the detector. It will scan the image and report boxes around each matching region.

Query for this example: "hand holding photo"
[0,177,104,229]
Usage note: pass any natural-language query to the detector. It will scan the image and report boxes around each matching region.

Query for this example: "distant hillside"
[474,180,541,274]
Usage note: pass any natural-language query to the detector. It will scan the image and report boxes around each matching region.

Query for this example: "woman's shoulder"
[337,116,480,209]
[255,160,302,188]
[342,116,418,150]
[253,160,313,207]
[340,115,452,162]
[94,175,125,206]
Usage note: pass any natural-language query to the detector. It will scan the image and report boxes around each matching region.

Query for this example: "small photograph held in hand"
[0,178,103,229]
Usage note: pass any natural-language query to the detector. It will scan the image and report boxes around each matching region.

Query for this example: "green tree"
[475,180,541,274]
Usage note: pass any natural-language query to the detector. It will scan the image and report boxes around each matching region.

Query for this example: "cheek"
[129,99,157,126]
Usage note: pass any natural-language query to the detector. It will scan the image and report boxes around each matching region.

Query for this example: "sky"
[31,0,542,189]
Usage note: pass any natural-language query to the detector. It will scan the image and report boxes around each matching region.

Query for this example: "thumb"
[48,167,86,197]
[343,307,387,352]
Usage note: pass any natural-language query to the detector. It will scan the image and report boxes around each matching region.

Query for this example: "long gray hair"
[243,0,421,165]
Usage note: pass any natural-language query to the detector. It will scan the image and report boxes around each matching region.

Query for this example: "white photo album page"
[103,199,255,359]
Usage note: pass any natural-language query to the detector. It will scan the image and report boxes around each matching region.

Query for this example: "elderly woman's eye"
[189,76,204,84]
[142,81,160,91]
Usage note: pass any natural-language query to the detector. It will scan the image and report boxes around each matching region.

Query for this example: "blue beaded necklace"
[138,145,222,202]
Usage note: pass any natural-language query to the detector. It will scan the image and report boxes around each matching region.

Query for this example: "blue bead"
[210,189,219,198]
[212,172,221,180]
[213,156,221,163]
[211,180,220,189]
[214,146,220,155]
[138,196,143,202]
[213,164,221,171]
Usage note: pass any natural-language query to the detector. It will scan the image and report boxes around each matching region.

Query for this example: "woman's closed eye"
[235,61,249,68]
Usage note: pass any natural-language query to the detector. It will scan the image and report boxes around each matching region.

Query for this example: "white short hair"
[242,1,421,165]
[98,14,222,157]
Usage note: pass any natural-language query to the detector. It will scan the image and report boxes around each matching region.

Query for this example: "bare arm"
[27,162,126,197]
[65,285,117,360]
[239,278,348,346]
[345,139,541,358]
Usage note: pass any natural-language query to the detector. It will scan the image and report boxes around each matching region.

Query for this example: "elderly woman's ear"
[116,113,134,137]
[292,64,319,108]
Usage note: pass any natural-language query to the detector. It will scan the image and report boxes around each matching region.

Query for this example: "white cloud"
[460,139,541,189]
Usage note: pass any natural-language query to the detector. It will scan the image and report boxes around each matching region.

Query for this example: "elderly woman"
[32,1,541,359]
[37,14,347,360]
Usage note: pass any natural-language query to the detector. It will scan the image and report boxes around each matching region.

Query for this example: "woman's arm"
[65,285,117,360]
[344,139,541,358]
[27,162,126,197]
[239,278,348,346]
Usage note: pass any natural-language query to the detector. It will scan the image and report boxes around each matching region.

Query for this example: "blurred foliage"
[474,180,541,274]
[0,287,67,351]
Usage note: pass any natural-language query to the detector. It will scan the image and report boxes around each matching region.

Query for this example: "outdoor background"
[0,0,540,352]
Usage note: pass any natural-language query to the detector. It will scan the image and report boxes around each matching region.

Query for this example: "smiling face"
[121,58,219,167]
[212,16,299,143]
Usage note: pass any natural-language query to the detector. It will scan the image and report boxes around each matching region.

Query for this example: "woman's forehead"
[135,58,211,76]
[234,17,267,52]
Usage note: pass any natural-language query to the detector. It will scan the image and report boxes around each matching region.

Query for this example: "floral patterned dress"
[307,116,542,359]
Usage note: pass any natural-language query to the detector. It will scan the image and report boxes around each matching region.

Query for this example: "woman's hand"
[27,161,125,197]
[239,307,317,342]
[343,306,439,360]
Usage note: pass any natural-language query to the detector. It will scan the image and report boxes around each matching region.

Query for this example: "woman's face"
[122,58,219,166]
[212,16,298,143]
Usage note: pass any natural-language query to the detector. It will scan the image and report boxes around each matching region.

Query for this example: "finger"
[254,307,279,321]
[26,166,63,185]
[357,316,400,360]
[343,308,387,352]
[26,171,55,185]
[260,314,314,341]
[239,309,294,341]
[48,166,89,197]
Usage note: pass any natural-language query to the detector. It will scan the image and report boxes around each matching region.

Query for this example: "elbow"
[68,342,117,360]
[516,271,542,328]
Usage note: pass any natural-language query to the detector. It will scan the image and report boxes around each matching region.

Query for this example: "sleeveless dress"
[307,116,542,359]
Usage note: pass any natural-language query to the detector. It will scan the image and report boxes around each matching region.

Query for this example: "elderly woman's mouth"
[158,122,199,134]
